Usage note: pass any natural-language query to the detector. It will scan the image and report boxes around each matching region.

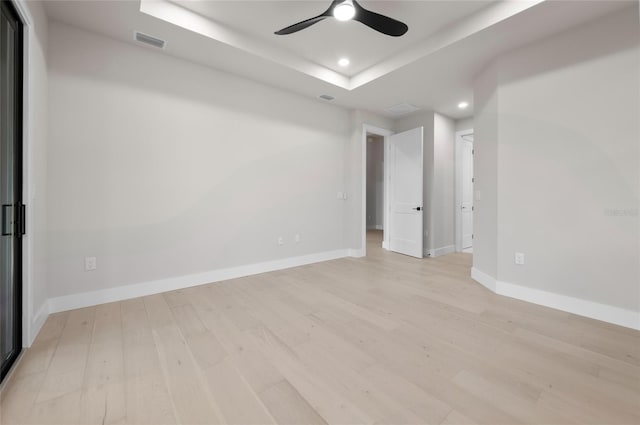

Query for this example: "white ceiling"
[173,0,497,76]
[43,0,634,119]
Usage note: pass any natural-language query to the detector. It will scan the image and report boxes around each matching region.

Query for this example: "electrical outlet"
[515,252,525,265]
[85,256,97,271]
[278,237,284,246]
[295,234,300,243]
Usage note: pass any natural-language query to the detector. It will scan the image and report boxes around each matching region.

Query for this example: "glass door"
[0,0,23,384]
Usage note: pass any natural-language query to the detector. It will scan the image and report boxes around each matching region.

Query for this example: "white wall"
[432,113,456,252]
[455,117,473,132]
[473,6,639,326]
[16,0,49,345]
[366,135,384,229]
[473,63,499,278]
[47,22,352,301]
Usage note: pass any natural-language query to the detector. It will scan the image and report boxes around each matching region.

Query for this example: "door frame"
[361,124,393,257]
[11,0,38,349]
[455,128,474,252]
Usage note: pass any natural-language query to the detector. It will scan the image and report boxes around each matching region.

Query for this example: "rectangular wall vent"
[385,103,420,116]
[319,94,335,101]
[134,31,166,49]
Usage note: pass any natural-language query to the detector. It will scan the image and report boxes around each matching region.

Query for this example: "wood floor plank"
[34,307,96,404]
[202,357,276,425]
[124,373,177,425]
[122,302,177,424]
[79,302,126,424]
[0,371,46,424]
[13,313,69,379]
[258,380,328,425]
[144,294,225,425]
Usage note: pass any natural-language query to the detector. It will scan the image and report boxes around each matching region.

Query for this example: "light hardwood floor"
[2,230,639,425]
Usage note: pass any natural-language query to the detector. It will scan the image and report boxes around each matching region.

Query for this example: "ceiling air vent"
[134,31,166,49]
[385,103,420,116]
[319,94,335,101]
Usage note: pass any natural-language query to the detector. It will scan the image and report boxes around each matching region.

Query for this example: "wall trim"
[426,245,456,258]
[29,301,49,345]
[471,267,640,330]
[348,248,365,258]
[48,249,349,314]
[470,267,497,292]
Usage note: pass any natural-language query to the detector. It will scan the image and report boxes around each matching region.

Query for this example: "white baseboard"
[426,245,456,258]
[470,267,497,292]
[29,302,49,346]
[348,248,365,258]
[48,249,349,314]
[471,267,640,330]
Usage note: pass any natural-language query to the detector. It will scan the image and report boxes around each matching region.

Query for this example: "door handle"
[412,206,421,211]
[17,203,25,237]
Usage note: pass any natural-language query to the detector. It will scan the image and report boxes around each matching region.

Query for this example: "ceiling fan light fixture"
[274,0,408,37]
[333,0,355,21]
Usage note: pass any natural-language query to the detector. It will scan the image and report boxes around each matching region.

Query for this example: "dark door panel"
[0,0,23,384]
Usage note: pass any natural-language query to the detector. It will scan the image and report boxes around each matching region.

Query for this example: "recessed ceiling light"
[458,102,469,109]
[338,58,350,67]
[334,0,356,21]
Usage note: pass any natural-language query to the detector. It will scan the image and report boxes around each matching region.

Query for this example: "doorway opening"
[361,124,392,257]
[455,129,474,254]
[366,134,385,253]
[361,124,424,259]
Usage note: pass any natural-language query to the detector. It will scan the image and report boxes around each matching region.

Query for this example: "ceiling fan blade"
[353,0,408,37]
[274,15,328,35]
[275,0,343,35]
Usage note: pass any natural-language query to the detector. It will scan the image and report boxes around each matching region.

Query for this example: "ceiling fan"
[274,0,409,37]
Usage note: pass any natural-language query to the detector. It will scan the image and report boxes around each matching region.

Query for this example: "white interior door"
[389,127,423,258]
[461,138,474,249]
